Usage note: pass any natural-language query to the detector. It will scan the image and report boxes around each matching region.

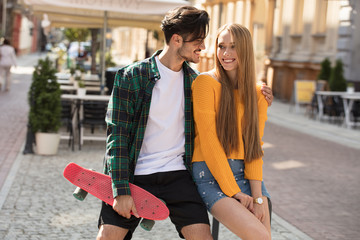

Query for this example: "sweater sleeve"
[243,84,268,180]
[192,75,241,197]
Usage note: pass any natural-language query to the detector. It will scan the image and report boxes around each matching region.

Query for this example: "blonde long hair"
[214,23,263,162]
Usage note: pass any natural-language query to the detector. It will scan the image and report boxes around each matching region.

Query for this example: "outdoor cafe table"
[61,94,110,102]
[58,79,73,85]
[315,91,346,120]
[60,85,106,94]
[61,94,110,147]
[342,93,360,129]
[59,79,101,86]
[82,74,100,81]
[55,72,71,80]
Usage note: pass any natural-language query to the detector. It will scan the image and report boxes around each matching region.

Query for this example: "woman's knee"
[246,227,271,240]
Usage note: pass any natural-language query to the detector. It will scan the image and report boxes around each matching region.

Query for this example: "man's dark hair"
[161,6,209,44]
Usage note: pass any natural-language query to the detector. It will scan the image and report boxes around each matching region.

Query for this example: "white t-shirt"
[134,56,186,175]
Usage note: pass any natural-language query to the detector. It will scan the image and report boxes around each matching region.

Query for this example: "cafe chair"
[78,100,107,150]
[308,94,318,119]
[323,96,344,123]
[351,101,360,125]
[60,99,77,151]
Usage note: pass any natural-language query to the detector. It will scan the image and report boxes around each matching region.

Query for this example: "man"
[97,6,273,240]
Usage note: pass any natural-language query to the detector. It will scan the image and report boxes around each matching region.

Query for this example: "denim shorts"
[192,159,270,211]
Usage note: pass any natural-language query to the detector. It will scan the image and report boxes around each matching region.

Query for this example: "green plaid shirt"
[104,50,198,197]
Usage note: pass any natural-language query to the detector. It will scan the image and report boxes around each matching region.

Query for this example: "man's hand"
[113,195,139,219]
[261,84,273,106]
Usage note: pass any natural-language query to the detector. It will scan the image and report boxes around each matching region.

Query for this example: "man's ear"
[171,34,182,46]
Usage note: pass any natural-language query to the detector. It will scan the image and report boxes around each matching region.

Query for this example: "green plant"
[28,58,62,133]
[75,64,86,73]
[329,59,347,92]
[63,28,90,43]
[317,58,331,81]
[70,67,75,75]
[75,75,85,88]
[105,52,116,68]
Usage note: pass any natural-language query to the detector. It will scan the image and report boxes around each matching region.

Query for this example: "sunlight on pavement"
[262,142,274,149]
[50,208,98,227]
[11,66,35,74]
[272,160,305,170]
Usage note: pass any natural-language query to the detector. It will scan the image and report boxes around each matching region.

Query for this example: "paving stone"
[5,53,359,239]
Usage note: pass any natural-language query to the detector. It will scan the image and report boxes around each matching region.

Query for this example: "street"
[263,122,360,239]
[0,53,360,239]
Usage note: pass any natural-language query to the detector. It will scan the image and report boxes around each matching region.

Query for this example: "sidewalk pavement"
[0,142,313,240]
[1,53,359,239]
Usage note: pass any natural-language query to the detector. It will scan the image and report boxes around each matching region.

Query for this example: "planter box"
[35,132,60,155]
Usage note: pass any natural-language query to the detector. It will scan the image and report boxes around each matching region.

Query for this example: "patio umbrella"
[20,0,188,93]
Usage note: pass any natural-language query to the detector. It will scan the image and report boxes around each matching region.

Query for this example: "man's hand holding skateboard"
[113,195,139,219]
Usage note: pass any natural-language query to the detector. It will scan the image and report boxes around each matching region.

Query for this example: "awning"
[20,0,188,94]
[21,0,188,30]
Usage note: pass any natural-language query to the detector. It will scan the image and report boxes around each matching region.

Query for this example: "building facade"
[268,0,359,101]
[109,0,359,102]
[193,0,275,81]
[194,0,359,101]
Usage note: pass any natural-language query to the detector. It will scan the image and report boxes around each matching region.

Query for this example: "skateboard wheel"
[73,187,88,201]
[140,218,155,231]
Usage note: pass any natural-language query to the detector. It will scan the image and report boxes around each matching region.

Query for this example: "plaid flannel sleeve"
[105,68,134,197]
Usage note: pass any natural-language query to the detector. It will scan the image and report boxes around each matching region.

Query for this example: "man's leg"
[97,224,129,240]
[147,171,212,240]
[97,201,140,240]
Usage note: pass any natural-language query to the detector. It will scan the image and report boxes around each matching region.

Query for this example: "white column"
[294,0,316,62]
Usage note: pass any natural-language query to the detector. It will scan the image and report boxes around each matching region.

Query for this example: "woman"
[192,23,271,239]
[0,39,17,92]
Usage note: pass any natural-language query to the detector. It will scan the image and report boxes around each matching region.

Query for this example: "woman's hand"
[233,192,254,211]
[261,84,273,106]
[252,197,267,222]
[113,195,139,219]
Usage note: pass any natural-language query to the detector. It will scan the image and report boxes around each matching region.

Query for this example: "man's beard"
[177,47,201,63]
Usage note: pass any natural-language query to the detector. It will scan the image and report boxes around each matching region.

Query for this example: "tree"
[317,58,331,81]
[329,59,347,92]
[28,58,61,133]
[90,29,99,74]
[63,28,90,59]
[63,28,90,43]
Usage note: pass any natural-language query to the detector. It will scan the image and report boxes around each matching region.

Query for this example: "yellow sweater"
[192,74,268,197]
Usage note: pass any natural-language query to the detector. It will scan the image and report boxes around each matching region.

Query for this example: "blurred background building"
[1,0,42,54]
[1,0,359,101]
[267,0,359,101]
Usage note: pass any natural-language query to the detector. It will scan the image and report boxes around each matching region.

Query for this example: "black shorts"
[98,170,210,239]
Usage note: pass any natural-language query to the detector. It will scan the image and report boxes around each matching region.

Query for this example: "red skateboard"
[63,162,169,229]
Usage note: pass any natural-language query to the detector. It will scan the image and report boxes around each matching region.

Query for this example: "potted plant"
[69,67,76,83]
[316,58,331,91]
[28,57,62,155]
[329,59,347,92]
[317,58,331,82]
[347,82,355,93]
[75,75,86,96]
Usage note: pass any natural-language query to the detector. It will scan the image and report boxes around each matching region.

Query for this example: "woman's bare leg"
[211,197,270,240]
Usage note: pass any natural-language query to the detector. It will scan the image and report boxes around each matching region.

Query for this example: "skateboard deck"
[63,162,169,221]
